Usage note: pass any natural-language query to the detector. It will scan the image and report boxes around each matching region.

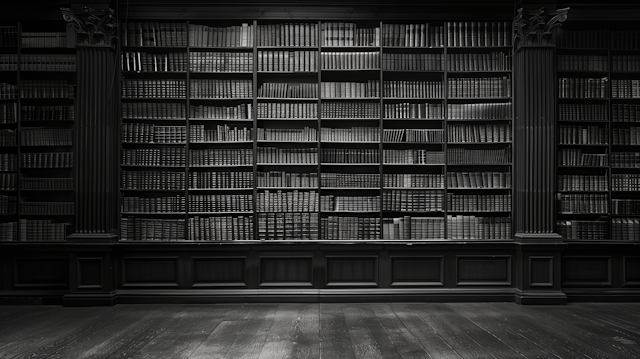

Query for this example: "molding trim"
[61,6,117,47]
[513,7,570,50]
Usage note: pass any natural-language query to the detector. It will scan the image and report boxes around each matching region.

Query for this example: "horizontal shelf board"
[383,70,444,73]
[447,163,512,166]
[122,97,185,100]
[558,70,608,74]
[257,71,318,74]
[19,213,74,216]
[188,188,253,191]
[188,212,253,215]
[190,165,252,168]
[122,142,186,145]
[121,189,185,192]
[447,142,511,144]
[322,46,381,50]
[20,145,72,147]
[448,46,511,49]
[448,187,511,190]
[256,163,318,166]
[320,69,381,72]
[612,190,640,193]
[448,97,512,100]
[382,210,444,213]
[384,97,443,100]
[258,97,319,101]
[448,210,511,213]
[190,118,252,122]
[447,119,512,122]
[20,167,73,169]
[191,71,252,74]
[558,190,609,193]
[383,118,446,121]
[258,46,318,49]
[190,98,254,100]
[121,212,187,215]
[559,98,608,101]
[383,142,443,144]
[559,166,609,168]
[321,141,378,144]
[190,46,253,50]
[558,143,609,146]
[192,141,253,144]
[383,163,445,166]
[559,212,610,215]
[558,120,609,123]
[612,144,640,146]
[122,71,187,74]
[321,163,379,166]
[320,97,381,100]
[258,141,317,143]
[612,166,640,169]
[384,187,445,190]
[122,118,186,121]
[122,45,187,50]
[447,70,511,74]
[20,189,72,192]
[258,118,318,121]
[121,165,185,169]
[321,211,380,214]
[258,187,317,190]
[612,98,640,100]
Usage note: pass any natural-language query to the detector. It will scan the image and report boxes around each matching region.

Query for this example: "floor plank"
[257,304,320,359]
[370,303,429,359]
[341,304,386,359]
[223,304,278,359]
[319,304,355,359]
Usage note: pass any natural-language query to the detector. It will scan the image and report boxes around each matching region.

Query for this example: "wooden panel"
[121,257,179,288]
[456,255,511,286]
[624,257,640,287]
[260,257,312,286]
[14,258,68,288]
[77,257,103,289]
[326,256,377,287]
[530,256,553,287]
[193,257,246,287]
[390,256,444,286]
[562,257,612,286]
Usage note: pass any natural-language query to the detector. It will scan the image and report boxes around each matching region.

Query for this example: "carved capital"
[513,7,569,49]
[61,7,117,47]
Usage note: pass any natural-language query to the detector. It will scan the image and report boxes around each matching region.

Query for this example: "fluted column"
[513,7,568,243]
[63,7,119,241]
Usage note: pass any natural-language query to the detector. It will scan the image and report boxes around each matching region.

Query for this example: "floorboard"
[1,302,640,358]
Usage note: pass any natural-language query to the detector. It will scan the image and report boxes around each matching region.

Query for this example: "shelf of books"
[556,23,640,241]
[119,20,513,242]
[0,22,75,242]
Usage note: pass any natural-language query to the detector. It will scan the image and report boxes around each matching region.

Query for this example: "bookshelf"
[0,22,75,242]
[556,23,640,241]
[118,20,514,242]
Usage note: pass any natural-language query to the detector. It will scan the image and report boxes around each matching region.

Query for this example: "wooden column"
[513,7,569,304]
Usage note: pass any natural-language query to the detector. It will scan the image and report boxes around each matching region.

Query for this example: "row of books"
[322,148,378,164]
[190,148,252,166]
[121,195,186,213]
[447,193,511,212]
[259,213,319,241]
[558,77,608,99]
[559,125,608,145]
[447,123,511,143]
[0,194,16,214]
[190,215,253,240]
[611,79,640,99]
[446,215,512,240]
[446,171,511,189]
[558,55,607,72]
[558,149,608,166]
[122,79,186,98]
[447,21,511,48]
[0,154,17,171]
[558,194,608,214]
[21,152,73,168]
[557,29,609,49]
[557,220,608,241]
[612,104,640,122]
[259,171,318,188]
[20,129,72,146]
[190,79,253,98]
[383,149,444,164]
[322,23,379,47]
[0,27,18,48]
[191,125,252,142]
[321,127,379,142]
[612,127,640,145]
[610,30,640,50]
[257,190,319,212]
[321,102,380,118]
[20,177,72,191]
[447,102,512,120]
[0,129,15,146]
[122,52,188,72]
[383,216,444,240]
[190,104,251,120]
[257,50,317,72]
[559,103,607,122]
[611,218,640,241]
[559,174,608,192]
[190,52,253,73]
[321,51,380,70]
[122,102,186,119]
[122,22,189,47]
[612,55,640,72]
[382,190,444,211]
[21,105,74,122]
[257,147,318,164]
[0,103,16,123]
[384,129,444,143]
[383,53,443,71]
[189,194,253,212]
[384,102,443,119]
[0,54,76,72]
[120,217,186,241]
[0,173,15,190]
[322,216,381,240]
[322,81,380,98]
[20,201,74,215]
[0,222,16,241]
[19,219,70,241]
[385,173,443,188]
[259,82,317,98]
[122,170,185,190]
[447,77,512,98]
[611,152,640,168]
[257,102,317,119]
[612,174,640,192]
[612,199,640,215]
[21,32,68,48]
[190,171,253,189]
[258,23,318,47]
[322,173,379,188]
[384,80,443,98]
[321,195,380,212]
[446,147,512,165]
[0,83,17,99]
[20,80,73,99]
[121,124,187,143]
[189,24,253,48]
[447,52,512,72]
[258,127,316,142]
[122,147,186,167]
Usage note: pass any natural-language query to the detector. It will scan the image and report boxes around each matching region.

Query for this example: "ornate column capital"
[61,6,117,47]
[513,7,569,50]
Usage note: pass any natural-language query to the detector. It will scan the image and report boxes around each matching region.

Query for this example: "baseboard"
[515,289,568,305]
[62,292,118,307]
[564,289,640,302]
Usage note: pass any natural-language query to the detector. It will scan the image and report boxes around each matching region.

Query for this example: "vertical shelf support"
[513,7,569,304]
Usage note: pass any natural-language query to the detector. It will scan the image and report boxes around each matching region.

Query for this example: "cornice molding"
[61,6,117,47]
[513,7,569,50]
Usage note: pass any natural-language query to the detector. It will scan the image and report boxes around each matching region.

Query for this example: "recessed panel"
[15,258,68,288]
[530,256,553,287]
[77,258,103,289]
[193,257,246,287]
[260,257,312,286]
[327,257,377,286]
[624,257,640,286]
[122,257,179,287]
[457,256,511,286]
[562,257,611,286]
[391,257,443,286]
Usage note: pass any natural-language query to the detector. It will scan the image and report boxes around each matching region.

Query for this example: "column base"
[67,233,119,244]
[515,232,564,244]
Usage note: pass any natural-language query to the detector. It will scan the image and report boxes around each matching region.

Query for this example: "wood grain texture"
[0,303,640,358]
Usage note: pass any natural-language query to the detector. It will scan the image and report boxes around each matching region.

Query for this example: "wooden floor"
[1,303,640,358]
